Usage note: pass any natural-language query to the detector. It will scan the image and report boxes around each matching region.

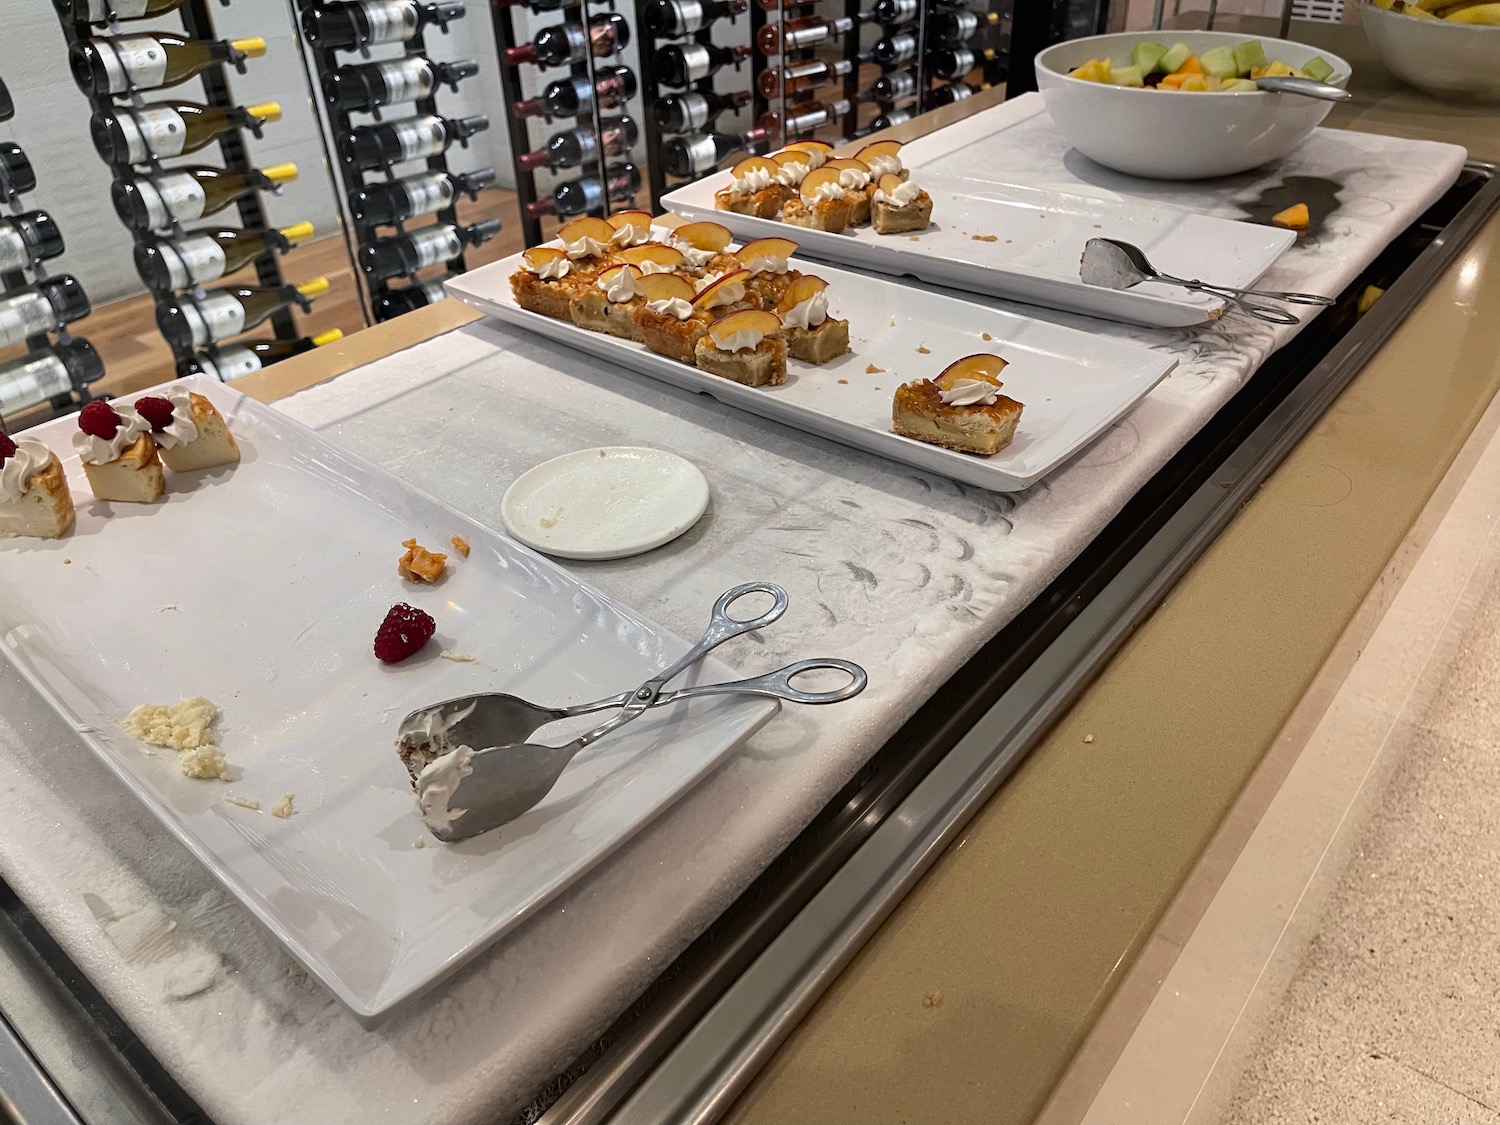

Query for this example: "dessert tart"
[871,173,934,235]
[714,157,785,219]
[134,385,240,472]
[606,209,654,249]
[511,247,577,321]
[635,273,711,364]
[557,216,616,282]
[694,310,788,388]
[572,263,645,340]
[777,276,849,365]
[0,434,74,539]
[734,237,801,308]
[616,244,686,276]
[72,400,163,503]
[856,141,908,183]
[782,168,851,233]
[825,159,875,226]
[892,354,1023,455]
[670,220,738,276]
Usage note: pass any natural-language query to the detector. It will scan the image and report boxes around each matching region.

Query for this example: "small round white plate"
[501,447,710,561]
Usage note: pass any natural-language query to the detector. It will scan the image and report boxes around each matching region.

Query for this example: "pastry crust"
[158,393,240,473]
[845,190,873,227]
[511,270,576,321]
[637,306,713,364]
[746,269,801,309]
[714,187,784,219]
[785,317,850,365]
[872,191,934,235]
[694,335,789,388]
[83,434,165,503]
[891,379,1023,455]
[781,196,851,234]
[0,453,74,539]
[571,289,644,340]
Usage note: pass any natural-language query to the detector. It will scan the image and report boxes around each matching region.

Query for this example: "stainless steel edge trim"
[600,162,1500,1125]
[0,1008,84,1125]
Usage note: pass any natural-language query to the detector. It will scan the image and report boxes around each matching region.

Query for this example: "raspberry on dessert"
[0,434,15,462]
[78,400,122,441]
[374,603,436,664]
[135,396,176,433]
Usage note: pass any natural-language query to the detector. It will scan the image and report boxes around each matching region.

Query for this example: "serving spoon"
[1252,75,1352,102]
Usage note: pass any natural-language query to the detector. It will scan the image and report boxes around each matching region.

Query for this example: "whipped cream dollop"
[645,297,694,320]
[806,181,845,203]
[711,327,764,353]
[671,240,718,268]
[938,378,1001,407]
[639,258,677,275]
[72,403,149,465]
[610,224,650,247]
[729,167,775,199]
[0,440,53,503]
[146,385,199,450]
[699,279,745,307]
[527,255,570,280]
[743,255,787,276]
[416,743,475,833]
[601,268,637,303]
[864,153,903,178]
[563,235,610,260]
[795,147,826,170]
[775,160,809,187]
[837,166,871,191]
[874,179,924,208]
[782,290,828,330]
[694,271,724,292]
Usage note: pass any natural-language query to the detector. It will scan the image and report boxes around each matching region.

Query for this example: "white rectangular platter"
[661,103,1297,329]
[0,375,776,1024]
[446,250,1177,492]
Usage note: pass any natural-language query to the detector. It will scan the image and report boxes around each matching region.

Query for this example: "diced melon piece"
[1158,72,1189,90]
[1180,74,1212,92]
[1070,58,1107,82]
[1174,54,1204,76]
[1300,55,1335,82]
[1232,40,1268,76]
[1158,42,1192,74]
[1357,285,1385,316]
[1111,64,1145,87]
[1200,46,1240,81]
[1132,41,1168,74]
[1271,203,1310,230]
[1222,77,1258,92]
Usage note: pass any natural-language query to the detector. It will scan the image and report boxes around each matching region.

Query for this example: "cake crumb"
[1083,733,1094,744]
[837,378,849,384]
[123,697,217,751]
[923,991,944,1008]
[440,650,477,663]
[981,332,993,341]
[889,317,896,326]
[539,507,564,529]
[270,793,296,819]
[178,745,231,781]
[866,364,885,374]
[63,558,71,564]
[398,538,447,584]
[907,236,920,242]
[1092,223,1102,229]
[414,837,427,849]
[450,535,471,557]
[222,795,260,811]
[971,234,998,243]
[915,346,930,354]
[1005,239,1013,244]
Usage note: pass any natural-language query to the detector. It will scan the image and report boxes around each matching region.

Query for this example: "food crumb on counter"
[271,794,296,819]
[971,234,998,243]
[450,535,471,557]
[1084,733,1094,744]
[398,538,447,584]
[981,332,993,341]
[440,650,477,663]
[1271,202,1310,231]
[222,795,260,811]
[540,507,564,529]
[923,991,944,1008]
[837,378,849,384]
[915,346,930,354]
[866,364,885,374]
[414,837,427,849]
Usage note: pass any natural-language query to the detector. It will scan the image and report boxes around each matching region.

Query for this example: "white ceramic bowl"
[1035,31,1351,180]
[1362,2,1500,104]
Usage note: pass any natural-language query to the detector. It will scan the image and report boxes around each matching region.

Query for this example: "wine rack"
[55,0,326,379]
[300,0,499,321]
[0,76,106,423]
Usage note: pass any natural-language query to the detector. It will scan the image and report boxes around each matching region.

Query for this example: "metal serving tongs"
[1080,237,1336,325]
[398,582,868,842]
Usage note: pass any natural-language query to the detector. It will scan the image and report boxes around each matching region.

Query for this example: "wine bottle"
[0,212,64,273]
[653,43,750,88]
[518,116,638,172]
[514,67,637,120]
[755,0,815,9]
[758,14,869,54]
[503,13,629,68]
[180,330,343,381]
[926,81,977,108]
[644,0,747,37]
[525,163,641,219]
[760,98,850,137]
[492,0,576,10]
[112,163,298,233]
[360,220,499,281]
[56,0,191,22]
[0,144,35,198]
[157,278,331,351]
[0,340,104,419]
[652,88,750,133]
[301,1,465,50]
[929,9,999,46]
[348,168,496,225]
[135,222,315,291]
[70,34,266,96]
[0,278,91,351]
[663,127,768,178]
[345,114,489,171]
[374,277,448,320]
[927,45,994,80]
[0,78,11,125]
[757,58,851,100]
[871,0,917,24]
[863,69,916,103]
[870,108,912,130]
[323,57,478,115]
[870,31,918,67]
[91,101,281,165]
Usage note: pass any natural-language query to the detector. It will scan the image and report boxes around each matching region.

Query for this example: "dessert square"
[637,306,713,364]
[84,433,165,503]
[0,442,74,539]
[138,389,240,472]
[781,196,851,234]
[872,193,934,235]
[786,317,850,365]
[891,379,1023,456]
[695,335,788,387]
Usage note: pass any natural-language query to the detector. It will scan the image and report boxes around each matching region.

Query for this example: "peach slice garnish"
[607,209,653,230]
[799,167,843,200]
[637,273,696,303]
[856,140,903,163]
[876,173,905,195]
[735,237,798,266]
[775,274,829,315]
[597,263,642,284]
[786,139,834,154]
[691,268,752,309]
[674,220,734,252]
[617,244,685,269]
[709,309,782,346]
[522,246,568,268]
[825,157,871,173]
[731,156,780,179]
[935,353,1009,391]
[558,216,615,245]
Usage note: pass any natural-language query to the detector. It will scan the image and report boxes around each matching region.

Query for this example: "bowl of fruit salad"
[1362,0,1500,104]
[1035,31,1350,180]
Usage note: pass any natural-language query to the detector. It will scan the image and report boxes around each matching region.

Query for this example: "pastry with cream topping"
[781,168,851,233]
[605,210,654,249]
[669,220,738,277]
[555,216,616,283]
[856,141,908,183]
[615,244,687,277]
[776,276,849,365]
[511,246,576,321]
[694,310,788,388]
[826,158,875,225]
[72,400,163,504]
[571,263,645,340]
[714,156,786,219]
[892,354,1023,455]
[0,434,74,539]
[734,237,802,308]
[635,273,712,364]
[871,173,933,235]
[134,386,239,472]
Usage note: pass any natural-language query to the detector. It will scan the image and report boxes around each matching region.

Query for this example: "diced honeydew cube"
[1301,55,1335,82]
[1111,64,1145,87]
[1131,41,1168,74]
[1200,46,1241,81]
[1232,39,1268,76]
[1158,42,1193,74]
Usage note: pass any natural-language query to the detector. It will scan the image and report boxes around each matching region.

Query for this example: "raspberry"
[374,603,436,664]
[135,396,175,432]
[0,434,15,462]
[78,400,122,441]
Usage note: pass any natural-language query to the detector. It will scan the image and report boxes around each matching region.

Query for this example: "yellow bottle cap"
[230,37,267,58]
[311,329,344,347]
[247,102,282,124]
[296,277,332,300]
[278,221,315,246]
[261,163,298,186]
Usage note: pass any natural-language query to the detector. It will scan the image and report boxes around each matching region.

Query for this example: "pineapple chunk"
[1180,74,1212,92]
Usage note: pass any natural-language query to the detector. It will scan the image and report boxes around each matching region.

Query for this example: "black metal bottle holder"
[55,0,305,376]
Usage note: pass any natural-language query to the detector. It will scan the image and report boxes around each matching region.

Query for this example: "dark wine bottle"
[518,116,638,171]
[112,163,298,232]
[348,168,495,225]
[870,31,918,67]
[760,97,850,136]
[758,14,870,54]
[872,0,917,24]
[0,211,63,272]
[157,278,331,351]
[652,88,750,133]
[374,277,449,320]
[0,78,11,125]
[929,9,999,46]
[491,0,576,10]
[514,67,636,120]
[757,58,851,99]
[653,43,751,88]
[870,108,912,130]
[925,81,977,108]
[927,45,994,79]
[0,340,103,418]
[345,114,488,171]
[0,278,91,351]
[91,100,281,165]
[644,0,747,37]
[70,33,266,96]
[359,220,499,281]
[663,127,767,177]
[180,330,343,381]
[135,222,315,291]
[323,57,478,114]
[863,68,917,103]
[525,163,641,219]
[503,13,629,68]
[0,144,35,198]
[301,1,465,50]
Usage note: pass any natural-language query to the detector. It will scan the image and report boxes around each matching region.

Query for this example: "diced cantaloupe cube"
[1271,203,1310,230]
[1173,54,1204,75]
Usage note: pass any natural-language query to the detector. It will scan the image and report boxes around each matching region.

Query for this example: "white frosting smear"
[72,403,149,465]
[782,290,828,330]
[417,744,475,833]
[563,235,610,260]
[938,378,1002,407]
[0,440,53,503]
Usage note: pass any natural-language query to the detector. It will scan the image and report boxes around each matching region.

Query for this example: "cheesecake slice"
[72,400,163,503]
[0,436,74,539]
[135,386,239,472]
[891,354,1023,456]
